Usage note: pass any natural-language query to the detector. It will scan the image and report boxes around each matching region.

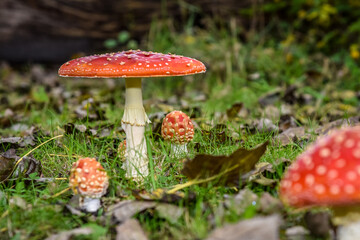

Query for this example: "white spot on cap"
[345,184,355,194]
[305,174,315,186]
[291,162,299,171]
[330,185,340,195]
[344,139,355,148]
[347,171,357,181]
[335,159,346,168]
[319,148,331,158]
[314,184,325,194]
[291,173,300,182]
[316,165,327,175]
[353,149,360,159]
[302,155,313,168]
[120,62,125,65]
[281,180,292,188]
[334,134,345,143]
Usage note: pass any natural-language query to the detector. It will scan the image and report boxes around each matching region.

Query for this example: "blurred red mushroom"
[280,126,360,240]
[59,50,206,180]
[161,110,194,157]
[69,158,109,213]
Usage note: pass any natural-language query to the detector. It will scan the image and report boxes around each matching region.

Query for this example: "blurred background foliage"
[0,0,359,122]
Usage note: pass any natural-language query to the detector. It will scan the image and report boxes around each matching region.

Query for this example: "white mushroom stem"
[333,208,360,240]
[170,144,188,158]
[337,221,360,240]
[80,197,101,213]
[122,78,150,179]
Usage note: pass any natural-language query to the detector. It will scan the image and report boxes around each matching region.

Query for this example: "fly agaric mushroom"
[161,110,194,157]
[69,158,109,213]
[279,126,360,240]
[59,50,206,179]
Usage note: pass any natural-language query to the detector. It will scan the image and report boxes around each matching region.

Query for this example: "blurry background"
[0,0,359,134]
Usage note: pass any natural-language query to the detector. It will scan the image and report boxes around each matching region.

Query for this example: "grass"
[0,15,359,240]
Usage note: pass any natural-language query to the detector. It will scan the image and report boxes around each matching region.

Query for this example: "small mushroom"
[161,111,194,157]
[59,50,206,180]
[69,158,109,213]
[279,126,360,240]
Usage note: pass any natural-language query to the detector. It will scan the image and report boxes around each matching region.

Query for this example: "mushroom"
[279,126,360,240]
[59,50,206,179]
[69,157,109,213]
[161,110,194,157]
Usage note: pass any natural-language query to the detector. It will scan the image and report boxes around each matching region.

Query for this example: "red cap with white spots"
[58,50,206,78]
[161,111,194,144]
[280,126,360,208]
[69,158,109,198]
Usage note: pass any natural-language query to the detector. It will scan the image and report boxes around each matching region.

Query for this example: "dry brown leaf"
[274,127,311,146]
[155,203,184,224]
[181,141,268,185]
[45,227,93,240]
[116,219,148,240]
[106,200,156,223]
[0,149,42,182]
[206,214,281,240]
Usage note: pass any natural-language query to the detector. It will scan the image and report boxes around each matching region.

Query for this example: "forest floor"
[0,24,359,240]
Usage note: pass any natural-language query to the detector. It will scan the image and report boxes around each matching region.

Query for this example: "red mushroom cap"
[161,111,194,144]
[280,126,360,208]
[58,50,206,78]
[69,158,109,198]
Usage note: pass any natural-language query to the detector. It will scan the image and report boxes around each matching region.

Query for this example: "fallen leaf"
[0,137,22,150]
[116,219,148,240]
[251,175,278,187]
[155,203,184,224]
[274,127,310,146]
[9,196,29,210]
[106,200,156,223]
[45,227,93,240]
[316,116,360,135]
[224,189,258,215]
[181,142,268,186]
[258,192,283,214]
[253,118,278,133]
[226,102,243,119]
[0,150,16,181]
[206,214,281,240]
[258,88,282,107]
[0,149,42,182]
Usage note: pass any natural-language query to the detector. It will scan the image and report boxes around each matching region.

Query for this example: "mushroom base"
[332,206,360,240]
[170,144,188,158]
[122,123,149,179]
[337,221,360,240]
[80,197,101,213]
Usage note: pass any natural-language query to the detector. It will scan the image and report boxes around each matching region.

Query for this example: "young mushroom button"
[69,158,109,213]
[279,126,360,240]
[59,50,206,180]
[162,111,194,156]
